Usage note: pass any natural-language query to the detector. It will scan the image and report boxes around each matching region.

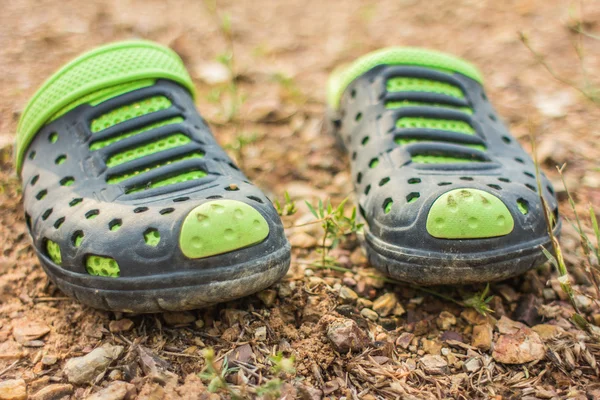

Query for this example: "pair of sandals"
[16,41,560,313]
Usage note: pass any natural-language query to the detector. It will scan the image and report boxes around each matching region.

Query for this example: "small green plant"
[269,352,296,375]
[463,283,494,316]
[274,191,297,217]
[198,348,242,397]
[304,198,363,269]
[254,352,295,398]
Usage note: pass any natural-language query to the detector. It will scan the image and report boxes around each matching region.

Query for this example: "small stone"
[327,318,370,353]
[542,288,557,301]
[396,332,414,349]
[460,309,488,325]
[162,312,195,326]
[338,286,358,303]
[296,384,323,400]
[372,293,398,317]
[194,61,231,85]
[342,277,357,286]
[228,344,255,366]
[257,289,277,307]
[254,326,267,341]
[514,294,541,326]
[86,381,136,400]
[492,327,545,364]
[29,384,73,400]
[575,294,592,311]
[471,324,493,351]
[419,355,449,375]
[532,324,563,340]
[463,357,482,373]
[11,319,50,344]
[437,311,457,330]
[0,341,24,360]
[441,331,465,343]
[63,344,124,384]
[194,319,205,329]
[422,339,442,355]
[22,340,44,348]
[108,370,123,381]
[108,319,134,333]
[393,303,406,317]
[221,309,248,326]
[0,379,27,400]
[535,388,558,399]
[356,298,373,309]
[360,308,379,321]
[289,232,317,249]
[41,355,58,366]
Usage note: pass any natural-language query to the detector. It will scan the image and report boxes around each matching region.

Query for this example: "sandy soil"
[0,0,599,398]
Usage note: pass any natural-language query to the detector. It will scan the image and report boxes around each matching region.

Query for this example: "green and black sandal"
[327,48,560,285]
[17,41,290,312]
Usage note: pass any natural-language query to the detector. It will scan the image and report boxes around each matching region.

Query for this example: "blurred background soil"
[0,0,599,399]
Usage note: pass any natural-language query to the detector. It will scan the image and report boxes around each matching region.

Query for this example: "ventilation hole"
[54,217,65,229]
[502,136,511,144]
[228,162,239,171]
[552,208,559,228]
[247,196,264,204]
[29,151,36,160]
[173,197,189,203]
[547,185,555,196]
[408,178,421,184]
[438,182,452,186]
[383,198,393,214]
[144,228,161,247]
[133,207,148,213]
[45,240,61,264]
[225,184,240,191]
[25,213,32,231]
[357,172,363,184]
[60,177,75,186]
[49,132,58,143]
[361,136,369,145]
[364,185,371,195]
[107,152,204,184]
[481,92,487,101]
[55,155,67,165]
[36,190,47,200]
[109,219,122,232]
[460,177,474,181]
[206,195,223,200]
[515,157,524,164]
[350,89,356,98]
[498,178,510,183]
[42,209,53,220]
[369,158,379,168]
[517,199,529,215]
[406,193,420,203]
[126,170,207,194]
[72,231,84,247]
[352,152,357,160]
[489,114,497,122]
[160,208,175,215]
[86,210,99,219]
[106,133,191,168]
[387,77,464,98]
[69,198,83,207]
[90,116,184,151]
[359,205,367,220]
[525,184,537,192]
[487,184,501,190]
[355,112,363,122]
[379,177,390,186]
[524,171,535,178]
[86,255,120,277]
[31,175,39,186]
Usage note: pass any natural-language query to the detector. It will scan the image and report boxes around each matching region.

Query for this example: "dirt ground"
[1,0,600,399]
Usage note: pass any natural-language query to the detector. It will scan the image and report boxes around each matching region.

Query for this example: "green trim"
[396,117,475,135]
[16,40,195,172]
[106,133,190,167]
[327,47,483,109]
[90,116,183,151]
[90,95,172,133]
[179,200,269,259]
[426,188,514,239]
[107,152,203,184]
[46,240,62,264]
[86,255,120,277]
[385,100,473,114]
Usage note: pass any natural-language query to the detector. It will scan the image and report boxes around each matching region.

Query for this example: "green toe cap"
[179,200,269,258]
[426,188,514,239]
